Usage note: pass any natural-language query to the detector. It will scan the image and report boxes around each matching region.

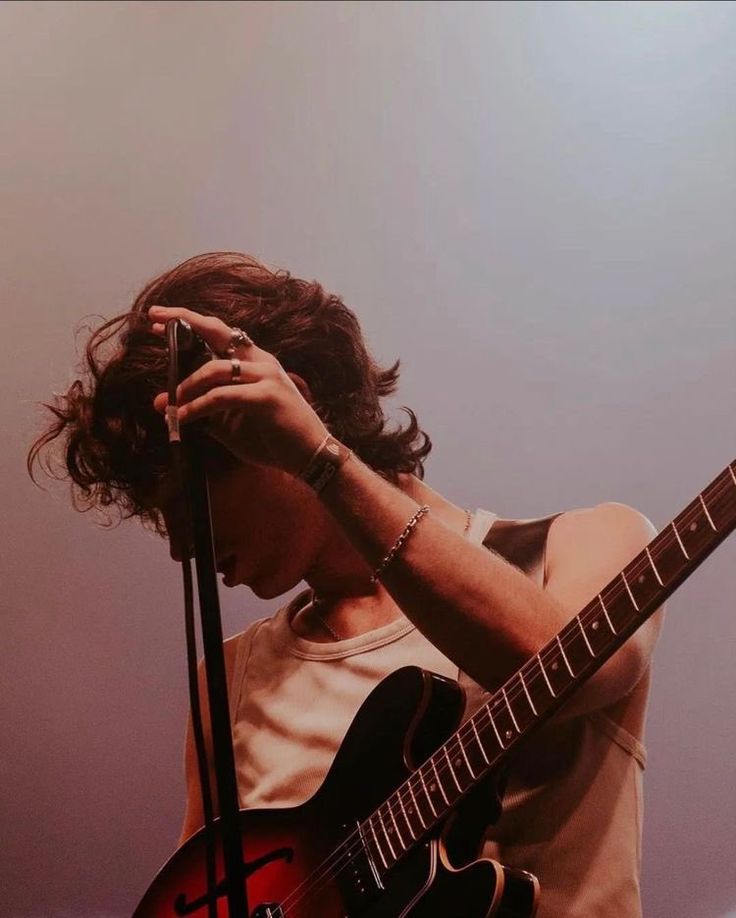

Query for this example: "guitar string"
[275,471,735,913]
[277,472,735,914]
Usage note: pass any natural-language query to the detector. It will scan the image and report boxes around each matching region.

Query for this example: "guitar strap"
[458,512,562,721]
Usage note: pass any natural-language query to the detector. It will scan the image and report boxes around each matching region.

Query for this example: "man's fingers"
[148,305,236,355]
[153,367,264,412]
[177,360,265,403]
[148,305,267,363]
[176,381,271,424]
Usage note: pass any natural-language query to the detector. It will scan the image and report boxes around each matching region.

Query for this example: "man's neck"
[293,475,471,642]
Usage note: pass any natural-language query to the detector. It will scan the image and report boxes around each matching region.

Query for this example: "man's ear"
[287,372,315,406]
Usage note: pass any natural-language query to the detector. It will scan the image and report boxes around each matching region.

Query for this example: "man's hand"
[148,305,329,476]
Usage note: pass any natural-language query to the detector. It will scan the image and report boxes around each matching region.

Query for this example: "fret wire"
[620,571,639,611]
[502,686,520,732]
[597,593,616,634]
[729,464,736,486]
[486,707,507,749]
[393,794,417,850]
[519,669,538,715]
[556,633,575,676]
[407,780,427,831]
[645,546,664,586]
[455,734,477,779]
[389,801,408,849]
[378,808,398,860]
[431,759,450,805]
[699,493,717,531]
[368,817,389,870]
[471,718,490,764]
[537,652,556,696]
[576,615,594,656]
[671,520,690,559]
[417,768,438,818]
[443,747,462,792]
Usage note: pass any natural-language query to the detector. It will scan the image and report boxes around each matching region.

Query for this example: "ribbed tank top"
[223,509,648,917]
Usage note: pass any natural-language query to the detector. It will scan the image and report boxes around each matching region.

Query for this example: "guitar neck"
[362,461,736,870]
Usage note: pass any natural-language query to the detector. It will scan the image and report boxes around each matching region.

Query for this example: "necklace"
[310,509,472,642]
[311,593,343,642]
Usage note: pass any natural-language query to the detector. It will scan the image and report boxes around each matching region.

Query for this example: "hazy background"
[2,1,735,915]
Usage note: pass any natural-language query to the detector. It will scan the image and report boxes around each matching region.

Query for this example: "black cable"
[167,320,218,918]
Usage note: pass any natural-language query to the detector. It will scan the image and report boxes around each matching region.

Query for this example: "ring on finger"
[225,327,254,357]
[230,357,241,383]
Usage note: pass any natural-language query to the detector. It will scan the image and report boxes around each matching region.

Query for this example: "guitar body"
[135,667,538,918]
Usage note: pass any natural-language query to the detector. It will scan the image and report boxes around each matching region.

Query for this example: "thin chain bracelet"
[371,505,430,583]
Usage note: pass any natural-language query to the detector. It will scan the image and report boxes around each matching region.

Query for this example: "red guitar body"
[134,667,538,917]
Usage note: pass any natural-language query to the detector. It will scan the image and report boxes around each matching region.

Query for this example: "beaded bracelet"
[299,434,352,493]
[371,504,430,583]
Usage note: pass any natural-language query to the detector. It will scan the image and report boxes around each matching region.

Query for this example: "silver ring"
[225,327,254,357]
[230,357,241,383]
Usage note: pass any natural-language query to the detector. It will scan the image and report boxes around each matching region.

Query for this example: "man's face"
[157,447,329,601]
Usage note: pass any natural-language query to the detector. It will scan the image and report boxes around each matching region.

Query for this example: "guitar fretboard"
[360,461,736,873]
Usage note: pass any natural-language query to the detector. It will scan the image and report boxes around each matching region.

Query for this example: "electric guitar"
[134,459,736,917]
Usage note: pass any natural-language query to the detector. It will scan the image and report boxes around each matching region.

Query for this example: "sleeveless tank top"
[224,509,649,917]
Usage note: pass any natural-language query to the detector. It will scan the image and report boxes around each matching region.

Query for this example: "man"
[30,251,663,916]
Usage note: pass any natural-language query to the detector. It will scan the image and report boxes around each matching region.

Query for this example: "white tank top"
[222,509,648,917]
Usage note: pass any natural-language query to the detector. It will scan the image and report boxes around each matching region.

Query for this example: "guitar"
[134,459,736,917]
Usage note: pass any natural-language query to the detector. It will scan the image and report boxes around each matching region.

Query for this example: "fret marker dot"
[592,621,599,630]
[690,522,697,531]
[551,661,559,670]
[430,783,436,792]
[505,730,513,740]
[455,757,462,768]
[638,575,645,584]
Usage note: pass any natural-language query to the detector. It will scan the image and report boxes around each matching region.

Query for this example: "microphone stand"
[168,320,248,917]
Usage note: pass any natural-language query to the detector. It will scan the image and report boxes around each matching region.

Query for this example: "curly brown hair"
[28,252,432,532]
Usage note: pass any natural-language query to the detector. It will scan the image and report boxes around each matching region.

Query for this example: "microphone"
[165,319,210,443]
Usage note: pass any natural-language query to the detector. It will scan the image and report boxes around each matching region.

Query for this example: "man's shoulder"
[484,502,656,587]
[491,501,655,541]
[222,616,271,672]
[546,502,657,574]
[542,502,660,629]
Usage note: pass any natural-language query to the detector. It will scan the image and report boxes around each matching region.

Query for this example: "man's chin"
[246,571,301,601]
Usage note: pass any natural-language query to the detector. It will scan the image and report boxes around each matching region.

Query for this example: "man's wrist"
[299,434,353,493]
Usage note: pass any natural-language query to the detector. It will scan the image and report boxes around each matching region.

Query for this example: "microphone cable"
[166,319,218,918]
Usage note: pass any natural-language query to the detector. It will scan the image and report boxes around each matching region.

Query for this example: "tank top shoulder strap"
[482,511,563,589]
